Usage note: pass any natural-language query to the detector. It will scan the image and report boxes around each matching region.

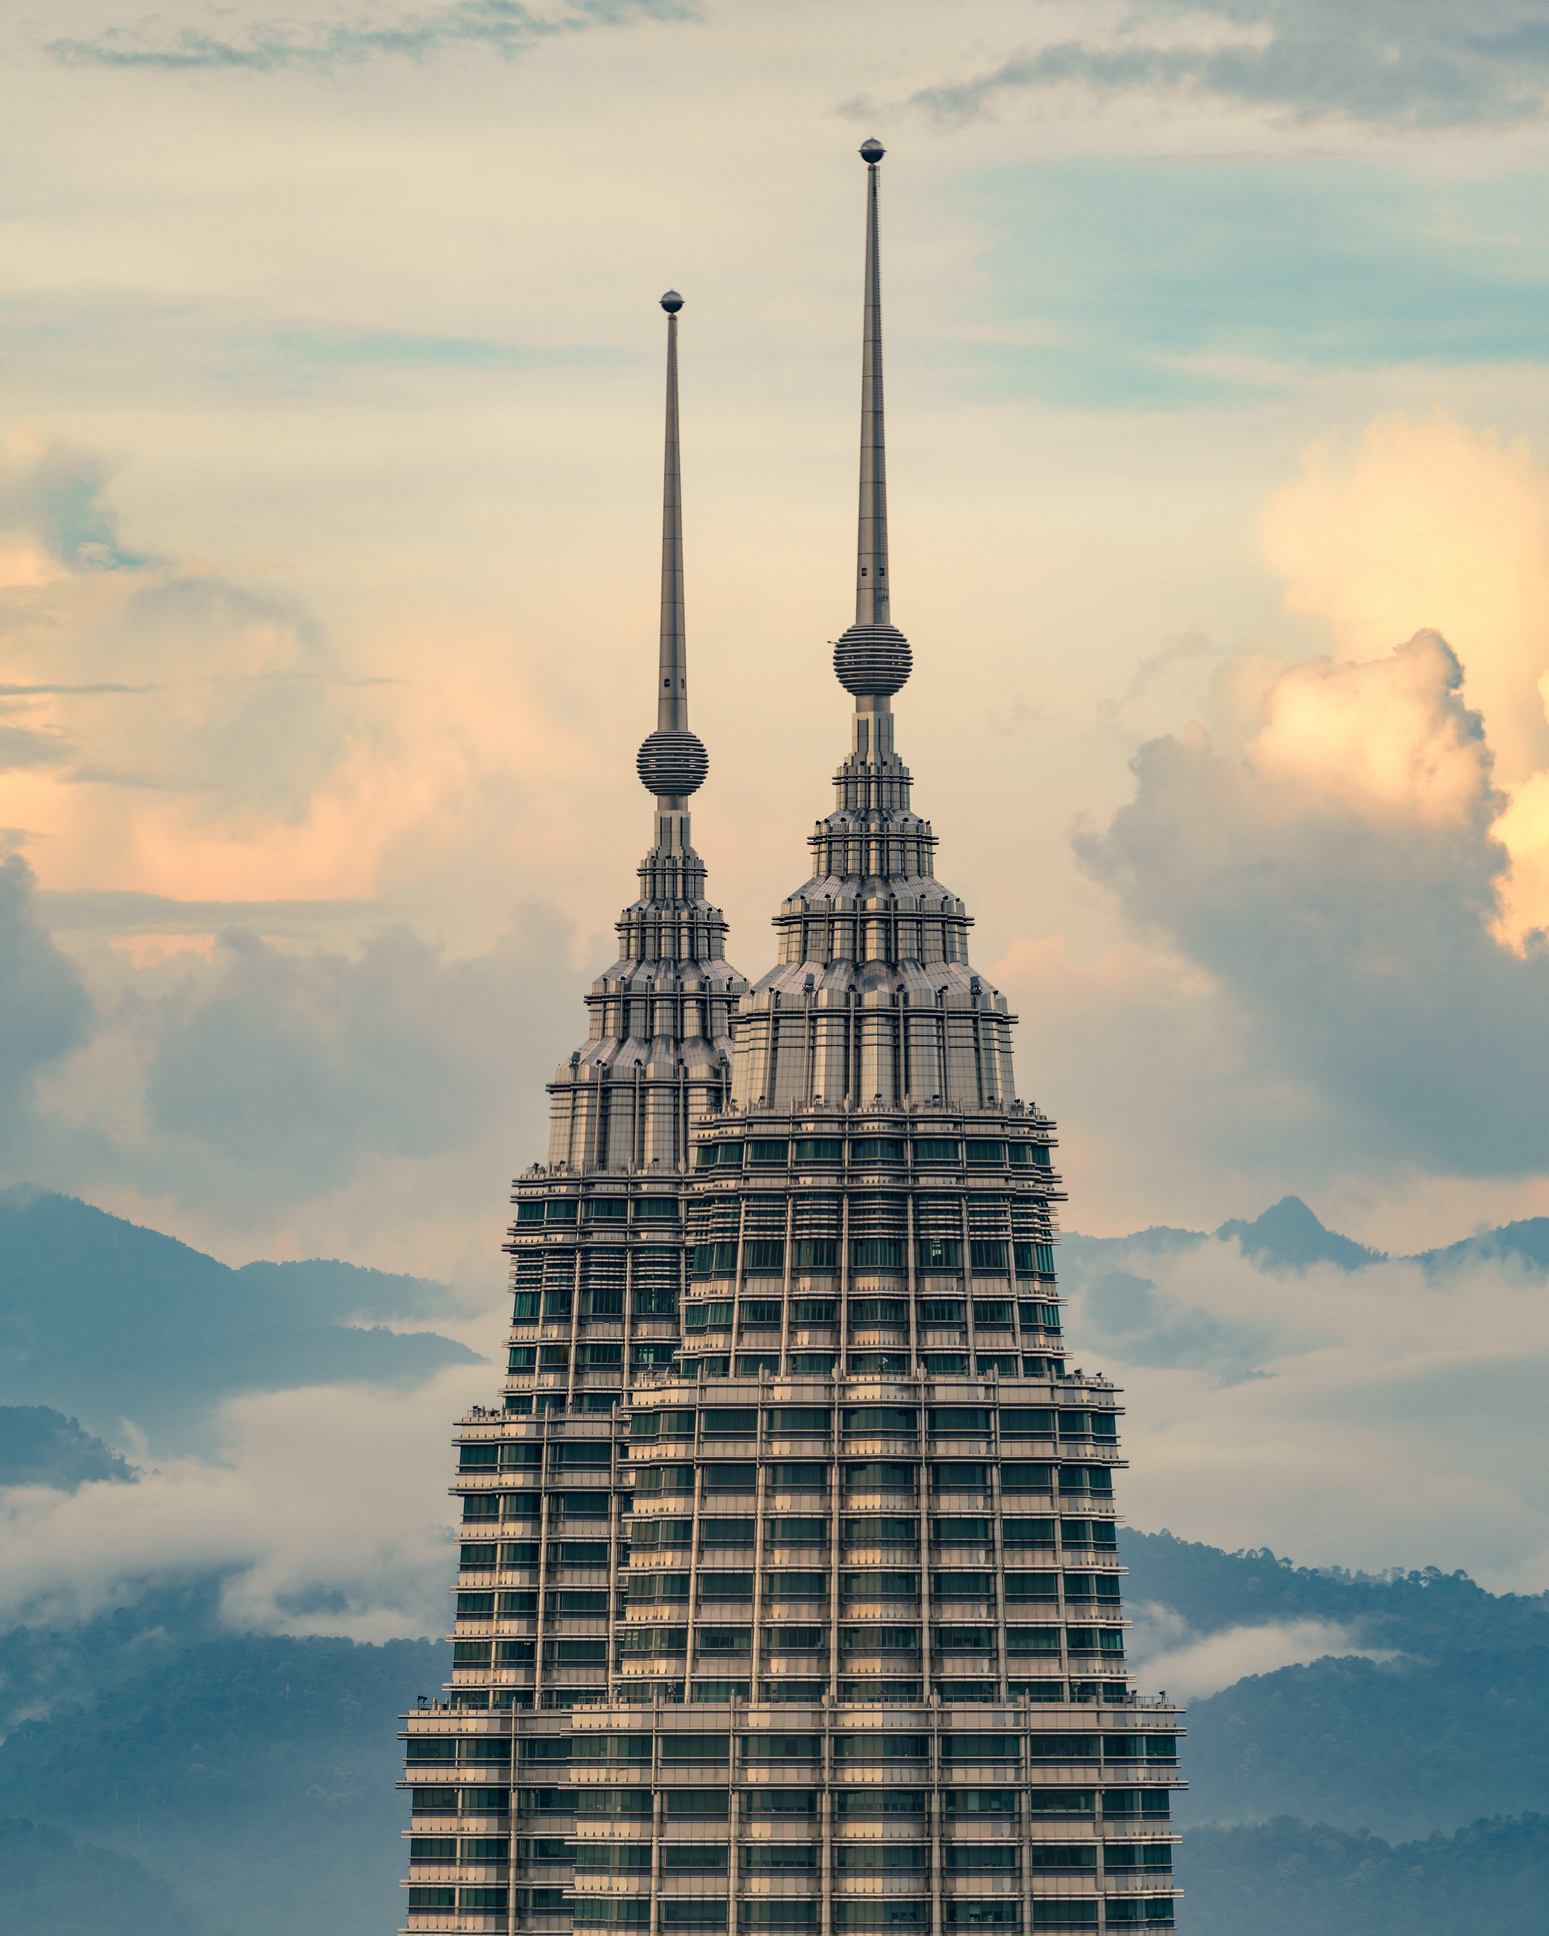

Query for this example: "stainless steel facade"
[400,144,1182,1936]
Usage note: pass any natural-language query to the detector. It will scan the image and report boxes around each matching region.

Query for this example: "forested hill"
[1122,1529,1549,1654]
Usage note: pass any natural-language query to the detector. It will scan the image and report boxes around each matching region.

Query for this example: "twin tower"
[399,143,1183,1936]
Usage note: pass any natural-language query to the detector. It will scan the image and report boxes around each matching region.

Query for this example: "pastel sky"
[11,4,1549,1600]
[8,0,1549,1637]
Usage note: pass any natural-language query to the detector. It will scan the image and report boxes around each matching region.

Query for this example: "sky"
[6,0,1549,1621]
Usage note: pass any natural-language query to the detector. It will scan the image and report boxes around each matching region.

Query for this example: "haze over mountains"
[3,1186,1548,1932]
[0,1185,481,1451]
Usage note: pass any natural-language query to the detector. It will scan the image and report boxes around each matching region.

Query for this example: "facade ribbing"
[400,144,1182,1936]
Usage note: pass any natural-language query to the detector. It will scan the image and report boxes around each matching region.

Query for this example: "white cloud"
[0,1364,492,1641]
[1065,1237,1549,1595]
[1125,1606,1391,1700]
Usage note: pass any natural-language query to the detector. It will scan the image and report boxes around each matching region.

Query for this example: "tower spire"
[833,139,912,728]
[658,289,688,733]
[856,135,888,629]
[637,290,708,847]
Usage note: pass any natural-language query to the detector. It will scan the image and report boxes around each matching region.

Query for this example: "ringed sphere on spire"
[660,289,684,313]
[637,727,708,798]
[859,136,885,163]
[834,621,911,697]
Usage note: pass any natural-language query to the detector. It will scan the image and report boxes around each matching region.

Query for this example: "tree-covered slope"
[3,1815,210,1936]
[1121,1529,1549,1654]
[0,1632,447,1936]
[1180,1813,1549,1934]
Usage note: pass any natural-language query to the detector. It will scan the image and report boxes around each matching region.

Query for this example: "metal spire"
[833,139,912,716]
[637,291,708,814]
[856,135,888,627]
[659,289,688,732]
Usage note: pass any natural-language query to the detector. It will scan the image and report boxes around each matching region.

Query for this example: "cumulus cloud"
[910,0,1549,132]
[46,0,691,74]
[1074,626,1549,1176]
[1261,415,1549,787]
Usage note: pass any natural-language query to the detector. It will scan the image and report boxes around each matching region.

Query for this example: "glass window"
[696,1142,744,1169]
[794,1138,843,1161]
[583,1197,627,1219]
[965,1141,1004,1165]
[929,1407,990,1433]
[538,1344,569,1368]
[515,1202,545,1222]
[660,1734,730,1762]
[635,1198,680,1220]
[767,1463,829,1489]
[749,1140,789,1164]
[545,1200,578,1222]
[851,1298,908,1323]
[852,1238,905,1269]
[542,1288,572,1318]
[933,1517,989,1543]
[970,1244,1009,1274]
[920,1298,963,1323]
[740,1733,822,1760]
[767,1570,828,1597]
[849,1352,910,1374]
[915,1140,960,1163]
[705,1463,757,1490]
[745,1241,785,1273]
[769,1407,831,1434]
[1006,1626,1060,1652]
[932,1463,987,1490]
[766,1516,829,1543]
[917,1238,962,1271]
[704,1407,757,1434]
[933,1571,994,1599]
[844,1406,917,1433]
[1004,1519,1056,1547]
[692,1242,739,1276]
[852,1138,906,1162]
[685,1301,734,1330]
[511,1292,540,1319]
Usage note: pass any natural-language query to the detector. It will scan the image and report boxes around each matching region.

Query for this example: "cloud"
[1126,1608,1387,1699]
[0,437,146,574]
[47,0,692,74]
[1261,414,1549,786]
[0,1366,491,1640]
[1058,1233,1549,1594]
[0,856,94,1143]
[134,909,575,1207]
[911,1,1549,133]
[1072,627,1549,1178]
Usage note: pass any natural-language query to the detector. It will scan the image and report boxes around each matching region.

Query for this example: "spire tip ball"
[859,136,885,164]
[660,289,684,313]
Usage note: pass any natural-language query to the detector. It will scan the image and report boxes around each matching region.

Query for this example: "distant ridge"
[0,1188,482,1452]
[1214,1195,1387,1272]
[1069,1194,1549,1278]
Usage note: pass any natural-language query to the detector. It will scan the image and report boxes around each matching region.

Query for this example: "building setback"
[401,142,1183,1936]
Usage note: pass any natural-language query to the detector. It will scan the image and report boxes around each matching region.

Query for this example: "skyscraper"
[402,142,1182,1936]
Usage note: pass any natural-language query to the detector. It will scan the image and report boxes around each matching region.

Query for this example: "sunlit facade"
[400,142,1182,1936]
